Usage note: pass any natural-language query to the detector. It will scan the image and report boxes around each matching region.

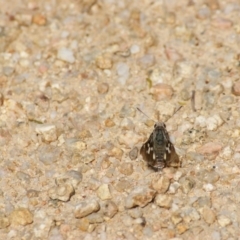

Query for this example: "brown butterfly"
[137,107,181,171]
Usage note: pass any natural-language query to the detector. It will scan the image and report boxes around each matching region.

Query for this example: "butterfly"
[137,107,181,171]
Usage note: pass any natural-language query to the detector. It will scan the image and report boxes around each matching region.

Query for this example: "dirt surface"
[1,0,240,239]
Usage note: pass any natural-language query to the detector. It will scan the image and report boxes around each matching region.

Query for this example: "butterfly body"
[140,122,180,171]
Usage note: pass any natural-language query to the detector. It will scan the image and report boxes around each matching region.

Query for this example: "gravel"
[1,0,240,238]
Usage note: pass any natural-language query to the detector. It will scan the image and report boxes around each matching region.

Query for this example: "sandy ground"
[0,0,240,239]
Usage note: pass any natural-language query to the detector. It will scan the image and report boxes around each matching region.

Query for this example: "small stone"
[138,54,155,68]
[116,62,129,76]
[35,124,57,142]
[119,105,136,118]
[105,118,115,127]
[211,18,233,29]
[118,162,133,176]
[203,183,215,192]
[48,182,75,202]
[177,222,188,234]
[65,170,82,188]
[197,142,222,159]
[232,80,240,96]
[96,56,112,69]
[101,200,118,219]
[78,130,92,139]
[179,177,195,194]
[129,147,138,160]
[0,214,10,229]
[78,218,89,232]
[38,145,62,165]
[109,147,123,159]
[217,215,231,227]
[75,199,100,218]
[168,182,180,194]
[114,178,132,192]
[151,175,170,193]
[130,44,140,54]
[120,118,134,130]
[97,184,112,200]
[9,208,33,226]
[57,47,75,63]
[128,207,143,219]
[97,82,109,94]
[206,115,223,131]
[27,189,39,198]
[155,194,173,209]
[32,14,47,25]
[151,83,173,101]
[86,212,104,224]
[2,66,14,76]
[171,213,182,225]
[65,138,87,151]
[125,186,156,208]
[202,206,216,224]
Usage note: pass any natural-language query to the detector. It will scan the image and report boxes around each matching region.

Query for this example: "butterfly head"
[154,122,166,129]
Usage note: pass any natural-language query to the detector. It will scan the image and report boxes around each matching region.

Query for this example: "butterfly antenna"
[136,107,154,120]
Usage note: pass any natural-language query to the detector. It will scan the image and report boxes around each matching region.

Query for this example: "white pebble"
[130,44,140,54]
[203,183,215,192]
[116,62,129,77]
[206,115,223,131]
[57,47,75,63]
[195,116,207,128]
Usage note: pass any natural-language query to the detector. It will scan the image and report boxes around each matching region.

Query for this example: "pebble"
[101,200,118,219]
[48,182,75,202]
[35,124,58,142]
[118,162,133,176]
[38,144,62,165]
[32,13,47,25]
[176,222,188,235]
[217,215,232,227]
[168,182,180,194]
[130,44,140,54]
[65,170,83,188]
[125,186,156,208]
[0,214,10,229]
[138,54,155,68]
[75,199,100,218]
[65,138,87,152]
[119,105,136,118]
[2,66,14,76]
[96,56,112,69]
[128,207,143,219]
[118,131,142,147]
[155,194,173,209]
[232,80,240,96]
[120,118,134,130]
[105,118,115,127]
[9,208,33,226]
[129,147,138,160]
[164,45,183,62]
[202,206,216,224]
[206,115,223,131]
[57,47,75,63]
[97,184,112,200]
[78,218,90,232]
[197,142,222,159]
[179,177,195,194]
[108,147,123,160]
[203,183,215,192]
[114,178,132,193]
[97,82,109,94]
[211,18,233,29]
[151,83,173,101]
[86,212,104,224]
[171,213,183,225]
[116,62,129,77]
[151,175,170,193]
